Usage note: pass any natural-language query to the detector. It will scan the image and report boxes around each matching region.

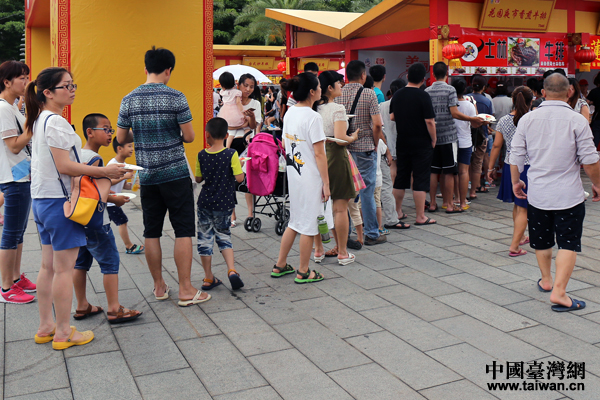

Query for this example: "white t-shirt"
[376,139,387,188]
[283,106,332,235]
[107,157,126,207]
[455,99,477,148]
[81,149,110,226]
[0,99,29,183]
[379,100,396,158]
[228,98,262,138]
[31,111,83,199]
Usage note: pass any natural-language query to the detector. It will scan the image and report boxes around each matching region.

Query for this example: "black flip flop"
[399,213,408,220]
[415,217,436,226]
[475,186,489,193]
[427,204,438,213]
[445,208,464,214]
[385,221,410,229]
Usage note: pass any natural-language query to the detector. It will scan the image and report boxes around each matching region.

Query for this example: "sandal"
[73,304,103,320]
[52,326,94,350]
[313,253,325,263]
[338,253,356,266]
[202,277,222,290]
[509,248,527,257]
[520,237,530,246]
[476,186,489,193]
[126,244,144,254]
[294,268,324,284]
[107,305,142,324]
[228,270,244,290]
[271,264,295,278]
[153,283,170,301]
[325,247,338,257]
[427,204,438,213]
[178,290,211,307]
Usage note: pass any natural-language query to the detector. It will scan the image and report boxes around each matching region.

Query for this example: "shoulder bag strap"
[347,87,364,135]
[44,114,72,200]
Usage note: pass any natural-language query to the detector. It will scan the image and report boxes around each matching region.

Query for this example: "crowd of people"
[0,46,597,351]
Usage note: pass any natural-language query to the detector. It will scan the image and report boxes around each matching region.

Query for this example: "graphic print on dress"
[285,133,305,175]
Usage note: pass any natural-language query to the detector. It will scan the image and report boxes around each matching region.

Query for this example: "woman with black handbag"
[27,67,126,350]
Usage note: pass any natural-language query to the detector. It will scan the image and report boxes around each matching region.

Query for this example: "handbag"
[347,149,366,192]
[45,114,111,229]
[11,116,31,181]
[346,87,364,136]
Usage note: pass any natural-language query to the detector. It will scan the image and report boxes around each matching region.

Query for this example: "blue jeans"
[0,182,31,250]
[486,135,494,155]
[197,208,233,256]
[75,224,120,274]
[350,151,379,240]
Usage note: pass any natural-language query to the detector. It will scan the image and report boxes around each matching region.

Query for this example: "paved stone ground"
[4,176,600,399]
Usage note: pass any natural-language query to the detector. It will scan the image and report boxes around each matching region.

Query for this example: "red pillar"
[429,0,449,80]
[567,0,576,75]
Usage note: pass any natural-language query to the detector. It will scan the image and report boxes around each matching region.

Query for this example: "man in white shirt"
[510,73,600,312]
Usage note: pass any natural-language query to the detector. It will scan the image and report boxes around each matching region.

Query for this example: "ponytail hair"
[281,72,319,103]
[25,67,71,133]
[512,86,533,126]
[313,70,343,111]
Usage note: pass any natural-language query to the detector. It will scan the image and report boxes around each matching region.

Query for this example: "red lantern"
[277,61,286,73]
[442,40,466,69]
[575,45,597,72]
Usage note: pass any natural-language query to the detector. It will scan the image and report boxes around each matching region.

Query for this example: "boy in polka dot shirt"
[195,117,245,290]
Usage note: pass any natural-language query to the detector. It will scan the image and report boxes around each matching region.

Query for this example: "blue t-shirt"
[470,93,493,136]
[196,148,243,211]
[373,87,385,104]
[117,83,192,185]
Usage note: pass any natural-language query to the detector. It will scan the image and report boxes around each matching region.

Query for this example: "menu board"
[452,35,567,75]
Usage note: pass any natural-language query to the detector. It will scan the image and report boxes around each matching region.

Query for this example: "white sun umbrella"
[213,64,272,84]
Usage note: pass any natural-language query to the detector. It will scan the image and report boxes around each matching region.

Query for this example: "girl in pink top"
[217,72,247,129]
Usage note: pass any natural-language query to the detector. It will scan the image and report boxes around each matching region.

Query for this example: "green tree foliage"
[213,0,381,46]
[0,0,24,61]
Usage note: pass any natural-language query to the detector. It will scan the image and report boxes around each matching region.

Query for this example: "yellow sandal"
[52,326,94,350]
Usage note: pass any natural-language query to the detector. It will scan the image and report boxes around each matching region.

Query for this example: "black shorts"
[140,177,195,238]
[528,202,585,252]
[107,206,128,226]
[431,142,458,174]
[394,146,434,192]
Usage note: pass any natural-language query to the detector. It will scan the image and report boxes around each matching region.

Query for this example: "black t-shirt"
[390,87,435,148]
[587,88,600,106]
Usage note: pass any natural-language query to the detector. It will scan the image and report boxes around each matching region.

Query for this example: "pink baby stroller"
[244,131,289,235]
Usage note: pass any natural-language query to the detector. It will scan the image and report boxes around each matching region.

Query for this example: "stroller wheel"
[244,217,254,232]
[283,209,290,221]
[252,218,262,232]
[275,220,287,236]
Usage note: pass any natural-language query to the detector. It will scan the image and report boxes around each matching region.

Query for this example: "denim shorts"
[457,146,473,166]
[75,224,120,274]
[197,208,233,256]
[107,206,129,226]
[0,181,31,249]
[33,198,86,251]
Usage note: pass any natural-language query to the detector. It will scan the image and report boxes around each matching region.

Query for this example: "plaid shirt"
[335,83,380,152]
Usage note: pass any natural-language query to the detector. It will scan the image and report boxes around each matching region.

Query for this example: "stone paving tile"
[433,314,549,362]
[4,340,70,398]
[7,389,73,400]
[360,305,462,351]
[4,300,38,342]
[325,261,400,290]
[451,222,512,240]
[328,363,425,400]
[400,228,464,248]
[439,273,531,306]
[444,245,515,267]
[135,368,211,400]
[213,386,283,400]
[375,284,463,322]
[209,308,291,357]
[178,335,267,396]
[505,299,600,344]
[445,232,510,252]
[113,321,188,376]
[380,267,463,297]
[443,257,524,284]
[149,299,221,341]
[346,331,462,391]
[248,348,353,400]
[294,296,383,338]
[419,379,497,400]
[396,253,463,278]
[396,240,463,262]
[62,317,120,358]
[275,319,371,372]
[426,343,562,400]
[436,292,538,332]
[239,287,312,326]
[67,351,141,400]
[349,250,406,271]
[310,277,391,312]
[511,325,600,376]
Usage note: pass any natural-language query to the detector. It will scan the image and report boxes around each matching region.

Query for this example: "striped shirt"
[117,83,192,185]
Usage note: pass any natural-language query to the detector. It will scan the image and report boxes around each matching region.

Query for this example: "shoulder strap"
[44,114,72,200]
[349,87,364,115]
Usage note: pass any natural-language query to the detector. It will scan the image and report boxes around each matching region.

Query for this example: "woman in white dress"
[272,73,330,284]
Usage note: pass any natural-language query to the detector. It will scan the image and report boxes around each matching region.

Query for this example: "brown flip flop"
[107,305,142,324]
